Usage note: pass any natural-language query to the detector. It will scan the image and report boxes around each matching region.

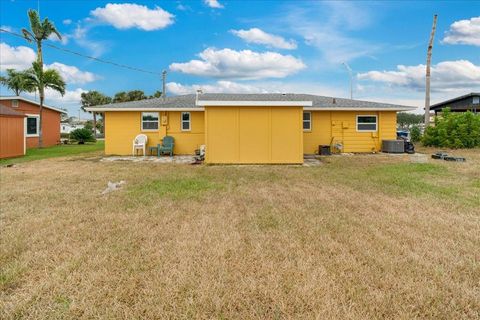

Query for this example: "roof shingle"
[87,93,415,111]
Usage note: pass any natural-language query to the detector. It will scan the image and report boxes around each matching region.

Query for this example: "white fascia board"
[196,100,313,107]
[0,96,67,113]
[84,107,204,112]
[305,107,416,111]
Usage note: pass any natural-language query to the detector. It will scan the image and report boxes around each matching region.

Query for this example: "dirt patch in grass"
[1,151,479,319]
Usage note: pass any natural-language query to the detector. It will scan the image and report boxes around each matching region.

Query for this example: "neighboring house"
[430,92,480,114]
[0,104,26,159]
[86,93,414,164]
[0,96,66,148]
[61,123,84,134]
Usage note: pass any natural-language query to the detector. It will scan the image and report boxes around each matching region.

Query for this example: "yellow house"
[86,93,414,164]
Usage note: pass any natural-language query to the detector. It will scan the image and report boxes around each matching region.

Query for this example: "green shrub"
[422,108,480,148]
[410,125,422,143]
[70,128,95,144]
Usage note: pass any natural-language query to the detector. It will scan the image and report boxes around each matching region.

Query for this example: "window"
[11,99,18,108]
[141,112,159,131]
[26,115,39,136]
[303,111,311,131]
[356,115,377,132]
[181,112,191,131]
[473,96,479,105]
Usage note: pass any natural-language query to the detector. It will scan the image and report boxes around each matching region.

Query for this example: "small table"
[148,145,158,156]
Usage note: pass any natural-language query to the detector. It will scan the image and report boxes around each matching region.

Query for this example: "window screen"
[303,112,311,130]
[181,112,191,131]
[357,116,377,131]
[141,112,159,130]
[26,116,38,135]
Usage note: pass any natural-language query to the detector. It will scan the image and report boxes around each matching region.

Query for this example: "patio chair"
[158,136,174,157]
[132,134,148,156]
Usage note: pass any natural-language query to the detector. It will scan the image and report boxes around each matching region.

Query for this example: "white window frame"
[11,99,19,108]
[141,112,159,131]
[356,115,378,132]
[181,112,191,131]
[303,111,312,131]
[25,114,40,137]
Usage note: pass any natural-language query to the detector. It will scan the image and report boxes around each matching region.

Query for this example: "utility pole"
[162,70,167,99]
[342,62,353,99]
[424,14,438,126]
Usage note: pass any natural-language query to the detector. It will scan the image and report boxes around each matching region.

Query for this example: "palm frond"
[27,9,43,39]
[43,69,66,95]
[42,18,62,41]
[21,28,34,42]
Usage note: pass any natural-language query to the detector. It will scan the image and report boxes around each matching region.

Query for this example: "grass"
[0,148,479,319]
[0,141,104,166]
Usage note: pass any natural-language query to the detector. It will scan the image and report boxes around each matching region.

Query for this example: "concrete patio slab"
[101,155,196,164]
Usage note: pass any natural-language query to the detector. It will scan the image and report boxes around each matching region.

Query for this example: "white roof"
[0,96,67,114]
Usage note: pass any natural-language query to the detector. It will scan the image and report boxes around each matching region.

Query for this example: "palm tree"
[80,91,112,138]
[24,62,66,147]
[0,69,34,96]
[22,9,61,68]
[22,9,62,147]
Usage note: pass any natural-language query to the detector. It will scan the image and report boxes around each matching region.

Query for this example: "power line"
[0,28,163,76]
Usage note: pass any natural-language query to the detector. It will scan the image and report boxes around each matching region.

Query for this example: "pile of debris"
[431,151,466,162]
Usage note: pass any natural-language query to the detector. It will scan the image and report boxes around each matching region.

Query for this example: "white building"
[60,123,84,134]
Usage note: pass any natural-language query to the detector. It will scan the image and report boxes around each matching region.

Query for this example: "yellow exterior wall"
[205,106,303,164]
[165,111,205,154]
[303,111,398,153]
[104,109,397,157]
[104,111,204,155]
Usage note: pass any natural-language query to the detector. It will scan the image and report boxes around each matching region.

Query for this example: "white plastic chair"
[132,134,148,156]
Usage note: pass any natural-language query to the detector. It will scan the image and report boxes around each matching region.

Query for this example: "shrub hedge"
[423,108,480,148]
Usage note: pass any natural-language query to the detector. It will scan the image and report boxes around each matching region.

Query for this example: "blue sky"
[1,0,479,116]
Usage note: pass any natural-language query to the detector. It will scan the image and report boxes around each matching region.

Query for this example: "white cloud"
[167,80,345,97]
[0,43,98,85]
[1,25,14,32]
[63,19,72,25]
[176,3,191,11]
[169,48,306,80]
[91,3,174,31]
[231,28,297,50]
[357,60,480,93]
[25,87,87,112]
[442,16,480,46]
[167,81,268,95]
[46,62,98,85]
[48,33,69,45]
[0,42,36,70]
[71,24,107,58]
[204,0,224,9]
[283,2,378,64]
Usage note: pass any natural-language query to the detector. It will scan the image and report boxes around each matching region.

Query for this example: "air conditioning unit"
[382,140,404,153]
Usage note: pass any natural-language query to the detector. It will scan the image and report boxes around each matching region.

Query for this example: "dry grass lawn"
[1,148,479,319]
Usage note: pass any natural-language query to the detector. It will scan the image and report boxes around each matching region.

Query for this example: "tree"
[80,91,111,138]
[24,62,66,147]
[0,69,35,95]
[410,125,422,143]
[127,90,146,101]
[397,112,424,129]
[22,9,62,147]
[113,90,147,103]
[149,90,163,99]
[113,91,128,103]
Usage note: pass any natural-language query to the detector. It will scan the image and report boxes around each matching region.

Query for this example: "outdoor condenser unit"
[382,140,405,153]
